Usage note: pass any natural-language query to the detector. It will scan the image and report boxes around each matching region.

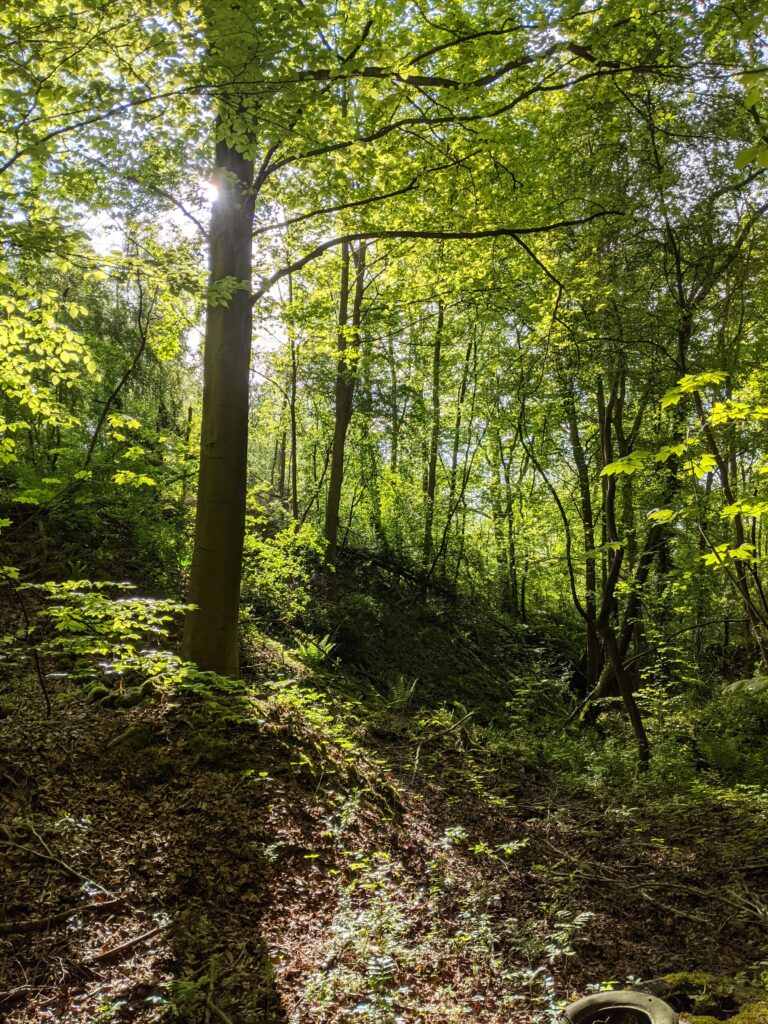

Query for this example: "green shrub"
[241,490,324,627]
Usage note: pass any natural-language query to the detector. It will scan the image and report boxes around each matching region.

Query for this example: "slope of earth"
[2,646,768,1023]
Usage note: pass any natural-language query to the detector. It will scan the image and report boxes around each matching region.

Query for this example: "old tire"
[561,990,678,1024]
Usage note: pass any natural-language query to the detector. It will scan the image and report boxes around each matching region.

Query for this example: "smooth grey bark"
[181,140,255,676]
[288,274,300,520]
[422,302,443,566]
[562,388,601,686]
[324,241,366,566]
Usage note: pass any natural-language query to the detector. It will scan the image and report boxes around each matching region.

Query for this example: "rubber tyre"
[561,990,678,1024]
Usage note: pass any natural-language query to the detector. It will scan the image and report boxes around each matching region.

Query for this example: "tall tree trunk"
[181,140,255,676]
[489,435,511,610]
[387,334,400,472]
[448,337,474,504]
[562,388,601,686]
[499,444,520,619]
[490,432,519,618]
[596,376,650,770]
[288,272,299,519]
[360,323,386,549]
[276,396,288,501]
[324,241,366,567]
[442,334,475,573]
[423,302,443,566]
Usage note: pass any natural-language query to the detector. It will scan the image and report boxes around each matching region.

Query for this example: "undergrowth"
[4,567,768,1021]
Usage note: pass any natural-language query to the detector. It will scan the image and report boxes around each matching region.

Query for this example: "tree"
[181,0,683,673]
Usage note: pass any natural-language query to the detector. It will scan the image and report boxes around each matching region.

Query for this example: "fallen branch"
[0,837,119,902]
[87,924,164,965]
[413,711,475,770]
[0,898,125,935]
[1,823,122,905]
[206,997,236,1024]
[0,985,41,1010]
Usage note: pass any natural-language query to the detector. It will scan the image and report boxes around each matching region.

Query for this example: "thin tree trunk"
[562,388,601,686]
[500,445,520,619]
[288,273,299,519]
[596,375,650,771]
[387,334,400,472]
[84,280,153,467]
[359,324,386,549]
[276,397,288,501]
[324,241,366,567]
[448,337,474,504]
[423,302,443,566]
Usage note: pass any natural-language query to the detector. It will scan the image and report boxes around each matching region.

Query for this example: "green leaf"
[726,675,768,695]
[739,70,767,87]
[735,145,759,169]
[654,443,687,463]
[647,508,677,524]
[745,87,761,109]
[678,371,729,393]
[686,452,718,479]
[661,387,683,409]
[702,542,757,565]
[721,500,768,519]
[113,470,156,487]
[601,451,650,476]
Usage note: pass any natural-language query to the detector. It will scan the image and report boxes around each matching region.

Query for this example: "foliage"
[4,1,768,1017]
[242,489,325,626]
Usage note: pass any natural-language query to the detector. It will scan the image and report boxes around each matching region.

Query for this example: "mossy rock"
[117,688,145,709]
[661,974,768,1024]
[653,973,737,1018]
[107,723,157,752]
[686,1003,768,1024]
[661,972,734,999]
[730,1001,768,1023]
[85,683,111,703]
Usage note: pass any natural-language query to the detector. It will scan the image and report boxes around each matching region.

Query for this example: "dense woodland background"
[3,2,768,1022]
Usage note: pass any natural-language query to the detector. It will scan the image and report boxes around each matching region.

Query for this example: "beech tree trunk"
[596,375,651,770]
[324,241,366,566]
[289,278,300,520]
[181,140,255,676]
[499,440,520,619]
[423,302,443,566]
[563,388,601,686]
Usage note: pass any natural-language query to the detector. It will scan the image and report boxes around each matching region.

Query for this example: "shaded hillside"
[3,634,768,1023]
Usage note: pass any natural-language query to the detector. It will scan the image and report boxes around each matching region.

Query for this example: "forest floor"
[2,639,768,1023]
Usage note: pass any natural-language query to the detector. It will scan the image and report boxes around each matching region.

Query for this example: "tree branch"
[251,209,621,303]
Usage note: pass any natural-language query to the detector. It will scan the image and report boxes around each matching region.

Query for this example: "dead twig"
[206,996,236,1024]
[0,985,42,1010]
[2,820,122,902]
[0,898,125,935]
[413,711,475,771]
[87,924,164,965]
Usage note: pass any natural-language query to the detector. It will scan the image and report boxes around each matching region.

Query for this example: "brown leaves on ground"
[1,672,767,1023]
